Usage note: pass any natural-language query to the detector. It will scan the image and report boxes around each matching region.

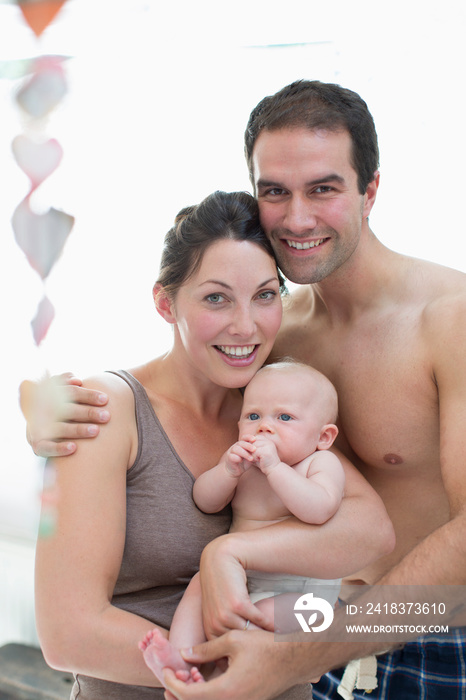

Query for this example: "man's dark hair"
[245,80,379,195]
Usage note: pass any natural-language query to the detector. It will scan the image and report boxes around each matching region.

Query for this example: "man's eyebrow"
[256,174,346,189]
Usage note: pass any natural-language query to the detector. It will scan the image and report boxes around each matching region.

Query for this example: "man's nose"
[283,195,317,234]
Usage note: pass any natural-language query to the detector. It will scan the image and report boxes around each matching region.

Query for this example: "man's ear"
[153,283,176,324]
[317,424,339,451]
[363,170,380,219]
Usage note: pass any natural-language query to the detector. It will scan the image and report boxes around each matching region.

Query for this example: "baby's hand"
[251,437,281,475]
[224,436,256,477]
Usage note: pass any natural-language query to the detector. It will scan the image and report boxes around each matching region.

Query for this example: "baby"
[140,360,345,685]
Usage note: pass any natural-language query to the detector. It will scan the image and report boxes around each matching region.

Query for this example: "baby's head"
[239,359,339,465]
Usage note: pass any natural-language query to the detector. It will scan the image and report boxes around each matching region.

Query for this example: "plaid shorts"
[312,628,466,699]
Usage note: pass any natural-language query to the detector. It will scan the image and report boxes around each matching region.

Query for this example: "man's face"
[252,127,375,284]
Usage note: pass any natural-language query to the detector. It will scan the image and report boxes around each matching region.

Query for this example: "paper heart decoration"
[12,197,74,279]
[16,56,67,119]
[31,295,55,345]
[19,1,68,38]
[12,135,63,190]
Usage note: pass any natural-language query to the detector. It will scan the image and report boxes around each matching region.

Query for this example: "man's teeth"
[286,238,325,250]
[218,345,255,357]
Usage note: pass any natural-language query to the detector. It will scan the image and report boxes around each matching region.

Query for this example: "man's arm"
[19,373,110,457]
[373,296,466,588]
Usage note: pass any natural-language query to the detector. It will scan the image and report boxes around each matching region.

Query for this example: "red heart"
[19,1,68,38]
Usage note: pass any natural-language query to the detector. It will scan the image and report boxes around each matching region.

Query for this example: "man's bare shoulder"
[418,264,466,343]
[413,258,466,325]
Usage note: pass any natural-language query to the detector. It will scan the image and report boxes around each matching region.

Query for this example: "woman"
[33,191,393,699]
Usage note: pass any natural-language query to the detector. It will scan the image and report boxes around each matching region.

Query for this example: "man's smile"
[285,238,327,250]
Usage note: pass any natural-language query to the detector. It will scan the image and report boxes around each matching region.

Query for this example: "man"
[25,81,466,699]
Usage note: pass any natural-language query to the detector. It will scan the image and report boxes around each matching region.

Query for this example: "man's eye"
[314,185,333,194]
[261,188,286,198]
[278,414,292,421]
[248,413,260,421]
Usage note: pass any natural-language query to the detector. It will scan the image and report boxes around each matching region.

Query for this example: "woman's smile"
[214,344,259,365]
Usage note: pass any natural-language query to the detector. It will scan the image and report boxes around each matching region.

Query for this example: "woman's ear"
[153,283,176,324]
[317,424,339,451]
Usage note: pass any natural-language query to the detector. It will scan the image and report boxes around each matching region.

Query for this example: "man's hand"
[19,372,110,457]
[163,630,313,700]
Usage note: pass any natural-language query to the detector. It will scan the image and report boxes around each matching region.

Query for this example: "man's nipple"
[383,453,403,465]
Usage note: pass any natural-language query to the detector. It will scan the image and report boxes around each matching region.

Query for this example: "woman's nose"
[229,306,256,337]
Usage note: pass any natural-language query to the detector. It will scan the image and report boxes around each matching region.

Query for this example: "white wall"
[1,0,465,549]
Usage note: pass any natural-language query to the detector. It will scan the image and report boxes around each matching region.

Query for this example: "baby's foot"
[139,629,204,686]
[175,667,205,684]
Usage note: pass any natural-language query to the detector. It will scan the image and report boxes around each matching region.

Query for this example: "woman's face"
[169,239,283,388]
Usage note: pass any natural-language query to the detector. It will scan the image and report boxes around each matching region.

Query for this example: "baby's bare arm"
[193,438,256,513]
[266,449,346,525]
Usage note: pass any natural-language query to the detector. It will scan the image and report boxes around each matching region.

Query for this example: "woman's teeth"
[217,345,255,358]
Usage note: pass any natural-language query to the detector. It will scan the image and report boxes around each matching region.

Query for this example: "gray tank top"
[72,370,311,699]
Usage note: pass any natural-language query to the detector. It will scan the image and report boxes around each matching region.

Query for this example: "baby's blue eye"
[248,413,260,421]
[278,414,292,421]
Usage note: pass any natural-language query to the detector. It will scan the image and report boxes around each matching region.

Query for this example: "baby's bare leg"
[139,574,206,686]
[139,629,204,686]
[169,572,206,649]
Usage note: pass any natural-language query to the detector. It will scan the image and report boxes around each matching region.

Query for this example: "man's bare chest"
[277,312,439,473]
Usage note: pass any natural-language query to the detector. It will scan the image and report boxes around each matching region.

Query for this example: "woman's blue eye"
[248,413,260,421]
[279,414,292,421]
[206,293,224,303]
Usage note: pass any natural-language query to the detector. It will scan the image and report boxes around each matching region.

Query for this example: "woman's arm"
[199,449,395,637]
[34,373,163,687]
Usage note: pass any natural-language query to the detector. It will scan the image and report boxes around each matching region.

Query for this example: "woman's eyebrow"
[200,277,279,290]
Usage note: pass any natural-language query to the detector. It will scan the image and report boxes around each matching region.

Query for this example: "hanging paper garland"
[10,0,73,536]
[18,0,67,38]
